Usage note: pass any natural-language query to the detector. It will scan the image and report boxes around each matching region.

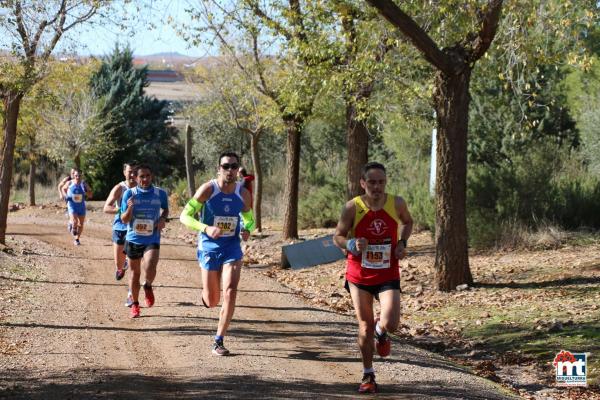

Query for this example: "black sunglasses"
[220,163,239,170]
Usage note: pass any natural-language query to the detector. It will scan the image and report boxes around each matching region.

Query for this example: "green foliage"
[298,171,346,229]
[83,46,184,197]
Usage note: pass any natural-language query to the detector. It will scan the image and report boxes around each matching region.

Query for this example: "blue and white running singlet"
[121,185,169,245]
[66,182,87,216]
[112,181,131,231]
[198,180,245,252]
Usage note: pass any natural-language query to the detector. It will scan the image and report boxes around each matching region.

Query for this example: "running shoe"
[374,317,391,357]
[115,268,125,281]
[143,283,154,308]
[130,303,140,318]
[125,291,134,307]
[74,239,81,246]
[67,223,72,233]
[375,330,391,357]
[358,372,377,394]
[212,339,230,356]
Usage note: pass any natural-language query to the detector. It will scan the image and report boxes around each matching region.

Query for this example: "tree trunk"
[184,124,195,196]
[282,117,301,240]
[249,134,263,232]
[346,101,369,200]
[28,159,36,207]
[432,68,473,291]
[0,93,23,245]
[74,153,81,170]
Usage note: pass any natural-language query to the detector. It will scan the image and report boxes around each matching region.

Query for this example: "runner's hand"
[355,238,368,252]
[157,217,166,231]
[241,229,250,241]
[205,226,221,239]
[395,242,407,260]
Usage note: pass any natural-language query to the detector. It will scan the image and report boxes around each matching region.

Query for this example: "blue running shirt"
[121,185,169,245]
[198,180,245,252]
[112,181,130,231]
[66,182,87,215]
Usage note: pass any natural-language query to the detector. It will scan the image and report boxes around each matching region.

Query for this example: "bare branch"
[469,0,504,62]
[364,0,453,74]
[14,1,32,58]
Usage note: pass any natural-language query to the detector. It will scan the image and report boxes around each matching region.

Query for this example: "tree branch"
[14,1,32,58]
[364,0,453,74]
[469,0,503,62]
[246,0,293,41]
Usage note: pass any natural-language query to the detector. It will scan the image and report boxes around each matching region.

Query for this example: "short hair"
[361,162,386,179]
[135,164,152,174]
[218,151,240,165]
[123,162,136,170]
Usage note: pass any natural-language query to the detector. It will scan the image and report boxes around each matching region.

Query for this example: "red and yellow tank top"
[346,194,400,285]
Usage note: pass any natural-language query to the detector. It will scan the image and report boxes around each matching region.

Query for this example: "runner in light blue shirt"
[61,169,92,246]
[120,164,169,318]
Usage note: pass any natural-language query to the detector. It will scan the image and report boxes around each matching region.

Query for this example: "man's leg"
[377,288,401,334]
[142,248,159,285]
[348,283,376,370]
[216,260,242,337]
[201,268,222,307]
[141,248,159,307]
[114,243,127,269]
[128,258,142,301]
[76,215,85,239]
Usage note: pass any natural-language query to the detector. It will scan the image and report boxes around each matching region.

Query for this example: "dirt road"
[1,205,516,399]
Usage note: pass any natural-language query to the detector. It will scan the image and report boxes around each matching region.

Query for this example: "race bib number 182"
[133,219,154,236]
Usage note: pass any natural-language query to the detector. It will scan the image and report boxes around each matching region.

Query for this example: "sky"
[58,1,208,57]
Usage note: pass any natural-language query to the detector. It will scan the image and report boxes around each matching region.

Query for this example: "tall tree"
[185,60,282,232]
[185,0,321,239]
[365,0,595,290]
[85,46,183,197]
[0,0,107,244]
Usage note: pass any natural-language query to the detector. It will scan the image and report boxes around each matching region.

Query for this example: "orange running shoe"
[358,372,377,394]
[130,303,141,318]
[143,283,154,308]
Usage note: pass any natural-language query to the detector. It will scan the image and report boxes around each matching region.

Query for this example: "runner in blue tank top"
[180,152,255,356]
[103,162,137,285]
[121,164,169,318]
[61,169,92,246]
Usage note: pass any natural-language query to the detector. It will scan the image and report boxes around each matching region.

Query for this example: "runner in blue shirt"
[121,164,169,318]
[61,169,92,246]
[103,162,137,283]
[180,152,255,356]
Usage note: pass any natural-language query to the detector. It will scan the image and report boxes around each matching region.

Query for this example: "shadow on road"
[0,370,511,399]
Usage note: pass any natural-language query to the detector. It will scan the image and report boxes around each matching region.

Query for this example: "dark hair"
[123,162,136,170]
[361,162,386,179]
[135,164,152,174]
[218,151,240,165]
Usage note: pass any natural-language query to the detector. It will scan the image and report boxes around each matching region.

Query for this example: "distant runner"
[120,164,169,318]
[333,162,413,394]
[103,163,137,283]
[61,169,92,246]
[180,152,255,356]
[58,168,76,232]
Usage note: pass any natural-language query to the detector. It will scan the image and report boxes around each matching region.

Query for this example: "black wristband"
[399,239,407,248]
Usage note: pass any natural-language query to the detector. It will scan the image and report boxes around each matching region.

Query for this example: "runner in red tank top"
[334,162,413,394]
